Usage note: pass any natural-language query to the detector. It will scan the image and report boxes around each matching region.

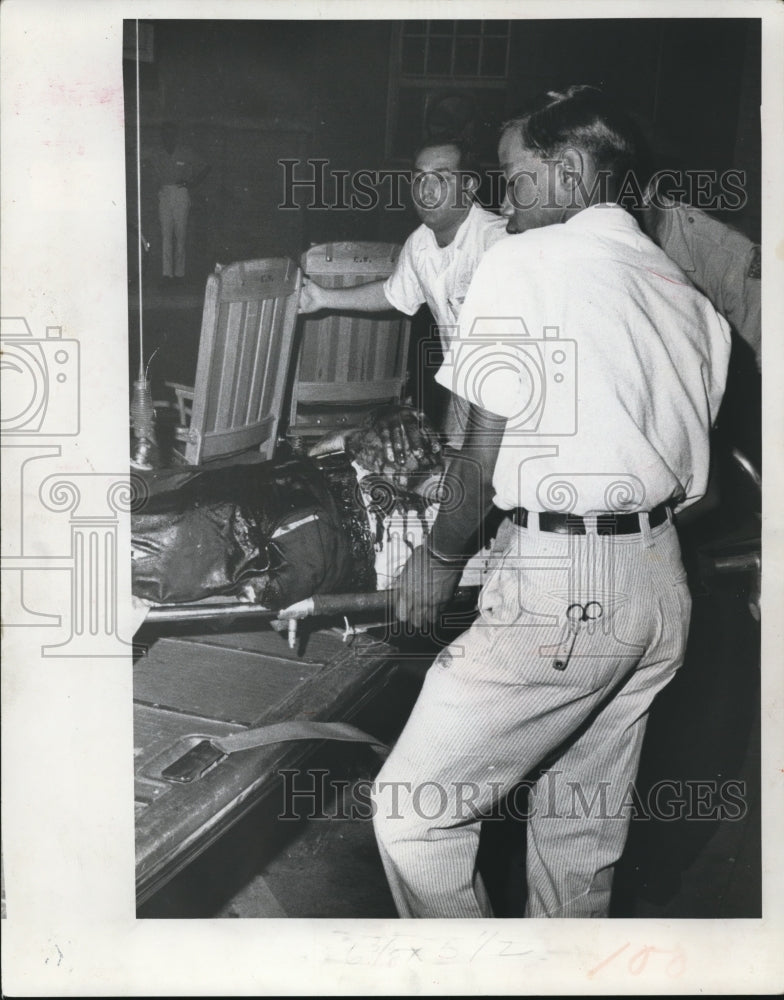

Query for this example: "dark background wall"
[124,17,760,285]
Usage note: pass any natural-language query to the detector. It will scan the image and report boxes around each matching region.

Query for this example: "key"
[553,618,580,671]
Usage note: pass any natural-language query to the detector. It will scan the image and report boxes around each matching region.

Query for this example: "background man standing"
[372,86,732,919]
[147,121,209,282]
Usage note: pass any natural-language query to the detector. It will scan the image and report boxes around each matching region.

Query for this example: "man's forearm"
[427,402,506,565]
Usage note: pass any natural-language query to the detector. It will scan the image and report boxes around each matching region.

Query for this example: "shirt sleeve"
[677,210,761,372]
[720,242,761,371]
[435,245,534,420]
[383,233,426,316]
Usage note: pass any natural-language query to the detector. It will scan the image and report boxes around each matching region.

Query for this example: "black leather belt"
[511,502,670,535]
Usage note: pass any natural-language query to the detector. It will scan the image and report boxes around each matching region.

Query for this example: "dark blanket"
[131,456,373,609]
[131,405,445,610]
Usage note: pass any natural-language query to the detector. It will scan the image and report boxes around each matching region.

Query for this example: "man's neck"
[428,206,471,248]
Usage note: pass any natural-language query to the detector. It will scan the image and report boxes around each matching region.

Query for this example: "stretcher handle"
[143,587,479,625]
[145,602,278,623]
[309,591,392,615]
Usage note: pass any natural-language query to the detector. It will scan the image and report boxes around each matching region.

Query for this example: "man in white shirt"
[640,189,761,372]
[299,140,508,447]
[146,122,209,281]
[371,86,732,919]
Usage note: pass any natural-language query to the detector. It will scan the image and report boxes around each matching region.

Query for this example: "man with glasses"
[299,139,508,448]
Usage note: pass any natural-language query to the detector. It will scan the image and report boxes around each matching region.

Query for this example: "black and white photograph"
[2,1,783,995]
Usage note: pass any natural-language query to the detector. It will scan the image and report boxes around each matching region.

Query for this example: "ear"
[461,170,480,195]
[558,146,585,187]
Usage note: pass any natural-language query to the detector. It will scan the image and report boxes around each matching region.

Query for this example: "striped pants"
[372,513,691,918]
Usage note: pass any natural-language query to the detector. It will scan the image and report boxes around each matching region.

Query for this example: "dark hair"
[501,85,642,184]
[413,138,482,181]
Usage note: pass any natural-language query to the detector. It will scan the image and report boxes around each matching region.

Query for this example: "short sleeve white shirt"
[436,204,732,514]
[383,203,509,346]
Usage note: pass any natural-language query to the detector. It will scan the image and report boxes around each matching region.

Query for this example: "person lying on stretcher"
[131,405,453,611]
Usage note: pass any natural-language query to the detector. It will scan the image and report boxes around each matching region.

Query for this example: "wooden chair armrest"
[164,381,195,427]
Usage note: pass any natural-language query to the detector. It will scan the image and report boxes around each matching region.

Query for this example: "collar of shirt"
[562,202,640,235]
[423,201,480,253]
[645,196,697,274]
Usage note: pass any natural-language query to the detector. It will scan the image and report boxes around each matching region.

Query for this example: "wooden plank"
[245,299,267,424]
[218,259,297,302]
[232,299,258,427]
[213,300,243,431]
[293,378,403,403]
[257,294,279,421]
[198,416,275,460]
[134,637,325,724]
[302,242,401,277]
[185,275,221,464]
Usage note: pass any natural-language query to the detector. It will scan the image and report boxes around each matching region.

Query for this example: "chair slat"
[289,242,410,437]
[181,258,301,464]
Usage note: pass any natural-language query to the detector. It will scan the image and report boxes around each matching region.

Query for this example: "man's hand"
[298,277,330,314]
[393,543,462,630]
[346,404,443,479]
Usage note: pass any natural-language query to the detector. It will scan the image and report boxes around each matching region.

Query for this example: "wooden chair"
[287,242,411,440]
[166,258,302,464]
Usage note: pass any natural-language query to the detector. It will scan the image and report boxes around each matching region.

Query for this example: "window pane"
[427,36,453,75]
[480,37,508,77]
[454,37,480,76]
[403,20,427,35]
[401,35,426,75]
[428,20,454,36]
[456,20,482,36]
[483,20,510,37]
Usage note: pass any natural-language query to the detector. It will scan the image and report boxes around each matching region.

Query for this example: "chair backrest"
[186,258,302,464]
[288,242,410,437]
